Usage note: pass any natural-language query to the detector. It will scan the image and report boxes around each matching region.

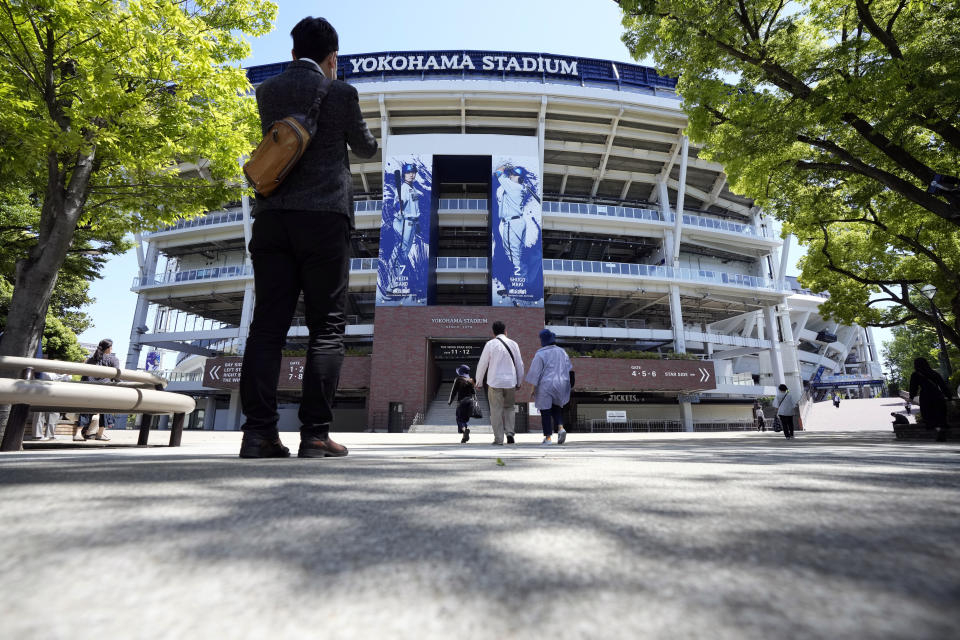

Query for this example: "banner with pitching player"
[377,155,434,305]
[490,155,543,307]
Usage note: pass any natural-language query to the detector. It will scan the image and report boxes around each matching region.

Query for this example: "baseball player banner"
[145,350,161,371]
[377,155,434,305]
[490,155,544,307]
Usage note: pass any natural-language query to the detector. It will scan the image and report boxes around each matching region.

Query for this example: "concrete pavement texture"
[803,397,918,431]
[1,430,958,640]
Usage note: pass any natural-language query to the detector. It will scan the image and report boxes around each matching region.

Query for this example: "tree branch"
[794,136,960,226]
[854,0,902,59]
[886,1,908,36]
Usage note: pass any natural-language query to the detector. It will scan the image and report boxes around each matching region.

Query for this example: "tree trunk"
[0,147,96,444]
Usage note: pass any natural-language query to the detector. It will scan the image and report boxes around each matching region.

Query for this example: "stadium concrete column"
[776,233,792,286]
[670,136,689,265]
[537,96,547,173]
[669,136,693,432]
[657,181,674,261]
[204,395,217,430]
[668,286,693,431]
[125,236,158,370]
[777,303,802,397]
[227,281,256,429]
[764,305,786,387]
[379,94,389,151]
[865,326,879,362]
[241,192,253,264]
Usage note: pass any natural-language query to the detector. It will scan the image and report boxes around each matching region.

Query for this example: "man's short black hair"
[492,321,506,336]
[291,17,338,64]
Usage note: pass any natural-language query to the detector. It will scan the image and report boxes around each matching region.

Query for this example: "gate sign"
[433,343,484,361]
[571,358,717,393]
[203,356,305,390]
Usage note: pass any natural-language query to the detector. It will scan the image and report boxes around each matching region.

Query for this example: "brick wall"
[369,306,545,428]
[338,356,371,390]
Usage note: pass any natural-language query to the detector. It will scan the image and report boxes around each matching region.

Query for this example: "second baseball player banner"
[490,154,543,307]
[378,154,434,305]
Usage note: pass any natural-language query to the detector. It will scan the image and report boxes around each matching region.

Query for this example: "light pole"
[921,284,953,379]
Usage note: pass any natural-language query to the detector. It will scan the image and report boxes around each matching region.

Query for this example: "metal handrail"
[0,357,196,450]
[0,378,195,414]
[0,356,168,389]
[542,258,777,290]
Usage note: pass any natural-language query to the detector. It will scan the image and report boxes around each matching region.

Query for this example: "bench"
[0,356,196,451]
[892,398,960,441]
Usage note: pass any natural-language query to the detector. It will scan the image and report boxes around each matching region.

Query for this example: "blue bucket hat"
[539,329,556,346]
[456,364,470,377]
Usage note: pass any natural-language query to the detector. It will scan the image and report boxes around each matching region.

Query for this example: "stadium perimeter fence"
[571,418,755,433]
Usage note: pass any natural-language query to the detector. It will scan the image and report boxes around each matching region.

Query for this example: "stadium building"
[125,50,884,433]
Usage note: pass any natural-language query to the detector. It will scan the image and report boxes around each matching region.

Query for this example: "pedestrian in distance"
[908,357,953,442]
[475,320,524,445]
[774,383,797,440]
[753,400,766,432]
[31,371,64,441]
[74,338,119,441]
[524,328,573,445]
[237,16,378,459]
[832,389,841,408]
[448,364,477,444]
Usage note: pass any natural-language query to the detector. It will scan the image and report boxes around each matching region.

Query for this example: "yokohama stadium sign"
[346,52,578,76]
[247,51,678,94]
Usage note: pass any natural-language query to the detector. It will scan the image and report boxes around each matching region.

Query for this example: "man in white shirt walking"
[475,320,524,445]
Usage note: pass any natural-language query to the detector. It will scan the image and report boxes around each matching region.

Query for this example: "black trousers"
[779,414,795,438]
[239,210,350,437]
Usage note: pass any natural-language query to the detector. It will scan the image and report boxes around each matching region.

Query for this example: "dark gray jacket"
[253,59,378,219]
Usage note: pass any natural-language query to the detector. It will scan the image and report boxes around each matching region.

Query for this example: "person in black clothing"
[448,364,476,444]
[74,338,120,441]
[909,357,953,441]
[238,16,378,459]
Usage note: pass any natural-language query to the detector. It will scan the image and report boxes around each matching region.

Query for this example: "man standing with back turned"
[239,17,378,459]
[475,321,525,445]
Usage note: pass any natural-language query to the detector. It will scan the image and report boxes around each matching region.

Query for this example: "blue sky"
[79,0,820,363]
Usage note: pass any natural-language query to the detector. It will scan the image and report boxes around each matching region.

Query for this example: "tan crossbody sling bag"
[243,76,332,197]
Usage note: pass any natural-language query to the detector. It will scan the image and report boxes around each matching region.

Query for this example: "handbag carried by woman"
[471,396,483,419]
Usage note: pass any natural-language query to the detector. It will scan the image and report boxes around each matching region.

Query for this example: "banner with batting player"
[490,155,544,307]
[377,155,434,306]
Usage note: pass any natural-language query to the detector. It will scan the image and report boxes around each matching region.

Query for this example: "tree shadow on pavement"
[1,437,958,640]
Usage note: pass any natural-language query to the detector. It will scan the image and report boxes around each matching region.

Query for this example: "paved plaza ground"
[1,424,958,640]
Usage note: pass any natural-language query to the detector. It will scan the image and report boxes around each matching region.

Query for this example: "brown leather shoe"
[239,433,291,458]
[298,436,348,458]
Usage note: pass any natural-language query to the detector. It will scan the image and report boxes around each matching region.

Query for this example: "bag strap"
[303,76,332,133]
[776,391,788,409]
[495,336,518,382]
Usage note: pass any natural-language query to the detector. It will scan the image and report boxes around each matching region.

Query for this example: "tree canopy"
[618,0,960,351]
[882,321,959,389]
[0,0,276,363]
[0,278,86,361]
